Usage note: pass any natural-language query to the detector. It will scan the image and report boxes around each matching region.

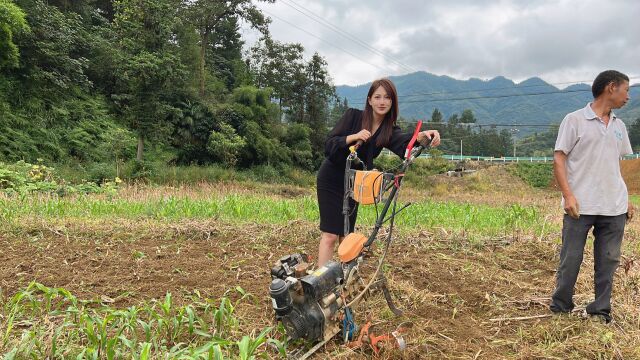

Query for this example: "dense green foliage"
[374,149,454,178]
[0,0,339,172]
[514,124,559,157]
[0,0,29,69]
[410,108,516,158]
[0,160,121,195]
[508,162,554,188]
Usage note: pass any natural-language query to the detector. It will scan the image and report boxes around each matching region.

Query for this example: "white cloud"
[245,0,640,86]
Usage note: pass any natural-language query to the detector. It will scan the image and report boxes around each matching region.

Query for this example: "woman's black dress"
[317,108,414,235]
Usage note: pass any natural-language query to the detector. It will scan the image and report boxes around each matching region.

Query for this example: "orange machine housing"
[351,170,383,205]
[338,233,367,263]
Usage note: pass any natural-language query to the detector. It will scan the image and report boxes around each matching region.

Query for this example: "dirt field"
[2,166,640,359]
[622,158,640,194]
[550,158,640,194]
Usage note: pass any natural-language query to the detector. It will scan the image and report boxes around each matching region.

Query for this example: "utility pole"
[456,122,476,160]
[511,128,519,158]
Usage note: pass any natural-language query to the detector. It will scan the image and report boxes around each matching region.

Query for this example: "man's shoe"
[579,310,612,324]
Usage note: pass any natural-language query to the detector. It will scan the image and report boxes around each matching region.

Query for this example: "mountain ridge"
[336,72,640,135]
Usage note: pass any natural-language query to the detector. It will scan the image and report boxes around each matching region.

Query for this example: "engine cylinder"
[300,261,343,301]
[269,278,292,317]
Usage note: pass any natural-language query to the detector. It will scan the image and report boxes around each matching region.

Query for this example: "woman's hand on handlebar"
[347,129,372,145]
[418,130,440,147]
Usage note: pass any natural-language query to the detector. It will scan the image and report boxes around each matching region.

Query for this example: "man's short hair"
[592,70,629,98]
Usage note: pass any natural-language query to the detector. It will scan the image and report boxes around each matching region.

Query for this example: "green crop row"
[1,194,545,236]
[1,282,284,359]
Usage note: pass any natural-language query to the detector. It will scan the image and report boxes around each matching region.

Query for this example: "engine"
[269,254,345,342]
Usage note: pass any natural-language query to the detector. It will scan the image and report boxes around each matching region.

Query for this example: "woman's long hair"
[361,78,399,147]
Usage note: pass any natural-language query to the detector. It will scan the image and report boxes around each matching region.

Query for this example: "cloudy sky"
[244,0,640,87]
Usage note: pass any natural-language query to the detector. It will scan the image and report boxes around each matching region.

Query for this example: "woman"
[316,78,440,267]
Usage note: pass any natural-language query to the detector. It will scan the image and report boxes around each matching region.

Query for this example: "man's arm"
[554,151,579,219]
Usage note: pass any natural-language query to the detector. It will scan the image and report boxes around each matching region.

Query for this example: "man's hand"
[564,194,580,219]
[627,202,635,223]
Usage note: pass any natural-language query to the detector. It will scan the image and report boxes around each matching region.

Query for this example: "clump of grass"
[463,172,491,192]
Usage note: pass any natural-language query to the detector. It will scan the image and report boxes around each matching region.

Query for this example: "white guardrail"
[409,153,640,163]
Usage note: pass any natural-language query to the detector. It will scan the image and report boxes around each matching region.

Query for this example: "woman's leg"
[318,232,340,268]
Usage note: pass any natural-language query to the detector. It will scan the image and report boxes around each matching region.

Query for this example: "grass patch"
[55,162,317,188]
[0,191,546,236]
[507,163,553,188]
[148,164,316,187]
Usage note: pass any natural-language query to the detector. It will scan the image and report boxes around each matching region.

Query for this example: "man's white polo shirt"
[554,103,633,216]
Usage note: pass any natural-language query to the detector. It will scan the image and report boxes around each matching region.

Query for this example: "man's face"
[609,80,630,109]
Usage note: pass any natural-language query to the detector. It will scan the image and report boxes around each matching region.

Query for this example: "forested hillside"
[338,73,640,156]
[337,72,640,132]
[2,0,638,172]
[0,0,343,176]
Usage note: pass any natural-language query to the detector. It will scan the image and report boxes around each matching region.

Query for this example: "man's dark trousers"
[550,214,626,321]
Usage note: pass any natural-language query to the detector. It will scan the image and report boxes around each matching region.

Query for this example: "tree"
[329,97,349,127]
[303,52,336,162]
[284,123,313,168]
[253,49,336,164]
[515,124,559,157]
[460,109,476,123]
[12,0,92,94]
[0,0,30,69]
[185,0,271,97]
[209,16,251,91]
[250,36,305,116]
[431,108,443,123]
[98,126,137,177]
[210,85,289,168]
[207,122,245,166]
[112,0,186,161]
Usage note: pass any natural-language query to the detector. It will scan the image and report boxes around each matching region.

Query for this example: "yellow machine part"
[338,233,367,263]
[352,170,383,205]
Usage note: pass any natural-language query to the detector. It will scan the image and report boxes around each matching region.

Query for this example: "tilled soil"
[4,215,639,359]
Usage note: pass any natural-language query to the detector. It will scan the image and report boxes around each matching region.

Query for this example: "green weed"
[0,283,276,359]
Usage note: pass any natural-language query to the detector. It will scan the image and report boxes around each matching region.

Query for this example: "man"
[550,70,634,323]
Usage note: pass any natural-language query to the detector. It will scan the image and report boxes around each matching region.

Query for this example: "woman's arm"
[325,109,360,163]
[386,127,440,159]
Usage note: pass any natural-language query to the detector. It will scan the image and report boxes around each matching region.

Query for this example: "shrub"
[508,163,553,188]
[87,162,116,183]
[124,159,157,182]
[0,160,121,195]
[248,165,281,183]
[373,154,402,172]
